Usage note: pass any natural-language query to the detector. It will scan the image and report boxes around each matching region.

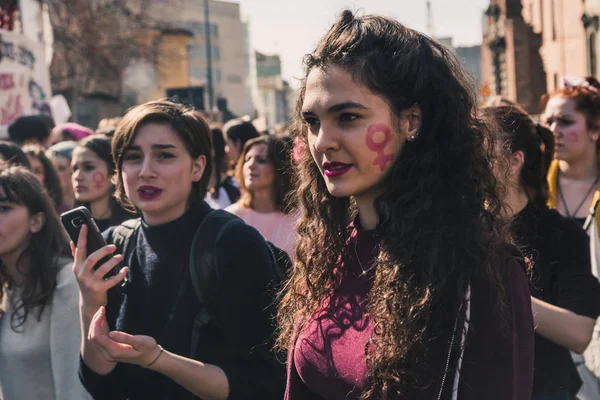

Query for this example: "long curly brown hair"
[276,10,510,398]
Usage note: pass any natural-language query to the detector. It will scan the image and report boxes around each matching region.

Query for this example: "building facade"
[255,51,292,130]
[164,0,255,117]
[481,0,590,112]
[584,0,600,78]
[481,0,547,112]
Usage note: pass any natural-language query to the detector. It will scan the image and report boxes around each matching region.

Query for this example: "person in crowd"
[205,127,240,209]
[222,118,260,170]
[96,117,122,138]
[71,135,133,232]
[73,100,284,399]
[0,165,91,400]
[487,105,600,400]
[7,115,52,147]
[22,144,65,213]
[542,75,600,399]
[542,76,600,273]
[226,135,297,259]
[276,10,534,400]
[46,141,77,213]
[48,122,94,147]
[0,141,30,168]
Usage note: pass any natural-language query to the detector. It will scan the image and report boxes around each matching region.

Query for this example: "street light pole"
[204,0,215,111]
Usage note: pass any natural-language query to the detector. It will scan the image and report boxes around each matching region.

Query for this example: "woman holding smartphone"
[0,165,91,400]
[72,100,284,400]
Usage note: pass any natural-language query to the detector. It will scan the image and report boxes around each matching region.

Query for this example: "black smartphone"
[60,206,118,279]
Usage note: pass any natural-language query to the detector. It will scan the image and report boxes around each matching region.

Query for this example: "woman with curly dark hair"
[276,10,534,400]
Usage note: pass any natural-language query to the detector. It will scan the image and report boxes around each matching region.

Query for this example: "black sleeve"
[555,222,600,319]
[79,357,128,400]
[212,223,286,400]
[78,226,130,399]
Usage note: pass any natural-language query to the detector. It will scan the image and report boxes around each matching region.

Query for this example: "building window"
[190,67,206,81]
[590,33,597,77]
[188,44,205,58]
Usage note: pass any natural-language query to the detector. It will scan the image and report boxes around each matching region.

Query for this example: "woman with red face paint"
[71,135,134,232]
[226,135,297,259]
[542,77,600,273]
[72,100,284,400]
[486,105,600,400]
[542,77,600,398]
[276,10,534,400]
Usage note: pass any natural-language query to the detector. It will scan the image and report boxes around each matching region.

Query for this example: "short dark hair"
[8,115,51,145]
[112,100,213,211]
[0,140,31,168]
[223,119,260,148]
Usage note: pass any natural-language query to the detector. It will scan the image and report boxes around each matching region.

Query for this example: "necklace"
[354,235,376,276]
[557,172,600,218]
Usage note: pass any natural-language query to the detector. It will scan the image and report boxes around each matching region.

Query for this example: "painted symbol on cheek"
[92,172,106,190]
[566,131,579,143]
[365,124,394,172]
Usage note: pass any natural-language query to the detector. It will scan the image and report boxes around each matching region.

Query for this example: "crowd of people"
[2,9,600,400]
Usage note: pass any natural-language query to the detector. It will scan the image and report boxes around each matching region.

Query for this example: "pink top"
[225,203,298,259]
[293,226,377,400]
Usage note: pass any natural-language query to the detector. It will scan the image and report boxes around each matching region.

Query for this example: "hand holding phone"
[61,206,119,279]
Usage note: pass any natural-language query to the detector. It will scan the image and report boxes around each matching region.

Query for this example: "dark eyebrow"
[126,144,177,151]
[302,101,368,116]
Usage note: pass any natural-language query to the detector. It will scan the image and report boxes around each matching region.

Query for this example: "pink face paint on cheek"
[92,171,106,190]
[365,123,394,172]
[565,131,580,143]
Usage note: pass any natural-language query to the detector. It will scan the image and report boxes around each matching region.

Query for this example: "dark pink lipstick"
[137,185,163,200]
[323,161,352,177]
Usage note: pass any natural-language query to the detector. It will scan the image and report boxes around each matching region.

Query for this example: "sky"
[236,0,490,86]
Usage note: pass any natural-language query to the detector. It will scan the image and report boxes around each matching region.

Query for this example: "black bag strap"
[111,218,141,254]
[189,210,243,359]
[110,218,141,289]
[188,209,282,359]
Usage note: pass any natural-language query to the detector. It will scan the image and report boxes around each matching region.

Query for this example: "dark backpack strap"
[188,209,284,360]
[110,218,141,289]
[189,210,243,359]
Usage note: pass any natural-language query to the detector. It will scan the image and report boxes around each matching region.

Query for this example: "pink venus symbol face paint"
[365,124,394,171]
[92,171,105,190]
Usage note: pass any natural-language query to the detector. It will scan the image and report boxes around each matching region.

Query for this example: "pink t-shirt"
[292,226,378,400]
[225,203,298,259]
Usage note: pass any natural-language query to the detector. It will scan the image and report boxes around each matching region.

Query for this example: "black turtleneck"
[79,201,285,399]
[512,202,600,397]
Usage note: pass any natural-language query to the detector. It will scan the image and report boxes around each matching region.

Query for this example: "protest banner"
[0,28,52,137]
